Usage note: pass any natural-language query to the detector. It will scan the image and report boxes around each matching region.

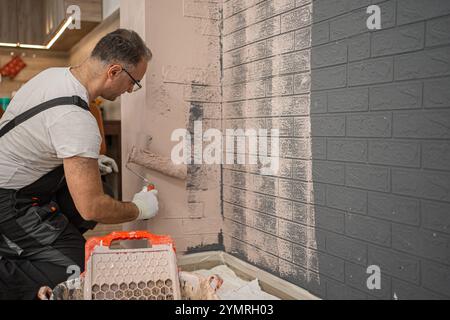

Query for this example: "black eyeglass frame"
[122,67,142,92]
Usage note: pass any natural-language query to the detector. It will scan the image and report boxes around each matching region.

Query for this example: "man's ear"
[107,64,122,80]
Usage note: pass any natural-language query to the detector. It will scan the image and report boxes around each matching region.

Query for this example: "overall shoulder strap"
[0,96,89,139]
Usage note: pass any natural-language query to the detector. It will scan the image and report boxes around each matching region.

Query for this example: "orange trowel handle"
[84,231,176,273]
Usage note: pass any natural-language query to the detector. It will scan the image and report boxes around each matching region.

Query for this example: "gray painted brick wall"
[222,0,450,300]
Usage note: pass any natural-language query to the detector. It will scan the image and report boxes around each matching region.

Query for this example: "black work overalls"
[0,96,98,300]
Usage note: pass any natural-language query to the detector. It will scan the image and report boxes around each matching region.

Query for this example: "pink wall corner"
[120,0,223,254]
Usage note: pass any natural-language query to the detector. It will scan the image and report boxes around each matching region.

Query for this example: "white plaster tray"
[177,251,320,300]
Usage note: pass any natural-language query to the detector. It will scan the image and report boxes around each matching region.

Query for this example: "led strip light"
[0,16,74,50]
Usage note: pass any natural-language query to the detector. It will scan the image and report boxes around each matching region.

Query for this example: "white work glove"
[132,188,159,220]
[98,155,119,176]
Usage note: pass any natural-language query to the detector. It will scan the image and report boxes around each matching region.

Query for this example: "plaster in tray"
[193,265,280,300]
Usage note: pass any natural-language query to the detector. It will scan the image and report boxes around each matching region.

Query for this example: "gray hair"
[91,29,152,67]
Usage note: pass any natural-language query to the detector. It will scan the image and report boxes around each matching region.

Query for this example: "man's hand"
[132,189,159,220]
[98,155,119,176]
[37,287,53,300]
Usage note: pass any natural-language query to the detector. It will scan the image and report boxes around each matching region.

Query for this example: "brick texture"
[222,0,450,300]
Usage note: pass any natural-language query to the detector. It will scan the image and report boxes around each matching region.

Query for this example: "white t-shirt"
[0,67,101,190]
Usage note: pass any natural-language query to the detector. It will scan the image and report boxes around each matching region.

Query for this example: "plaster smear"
[194,265,280,300]
[128,146,187,180]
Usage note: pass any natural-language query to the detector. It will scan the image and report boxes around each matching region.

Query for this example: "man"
[0,29,158,300]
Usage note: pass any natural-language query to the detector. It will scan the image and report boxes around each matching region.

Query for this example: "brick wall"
[222,0,450,300]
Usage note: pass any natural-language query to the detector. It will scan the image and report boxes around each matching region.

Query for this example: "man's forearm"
[63,157,141,224]
[90,194,139,224]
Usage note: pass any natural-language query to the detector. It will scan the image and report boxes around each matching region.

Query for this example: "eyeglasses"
[122,67,142,92]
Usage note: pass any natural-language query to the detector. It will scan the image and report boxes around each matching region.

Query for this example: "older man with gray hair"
[0,29,158,300]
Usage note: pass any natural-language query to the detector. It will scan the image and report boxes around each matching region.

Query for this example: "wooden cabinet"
[0,0,102,48]
[0,0,45,45]
[43,0,65,41]
[43,0,102,41]
[67,0,102,22]
[0,0,18,43]
[18,0,45,45]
